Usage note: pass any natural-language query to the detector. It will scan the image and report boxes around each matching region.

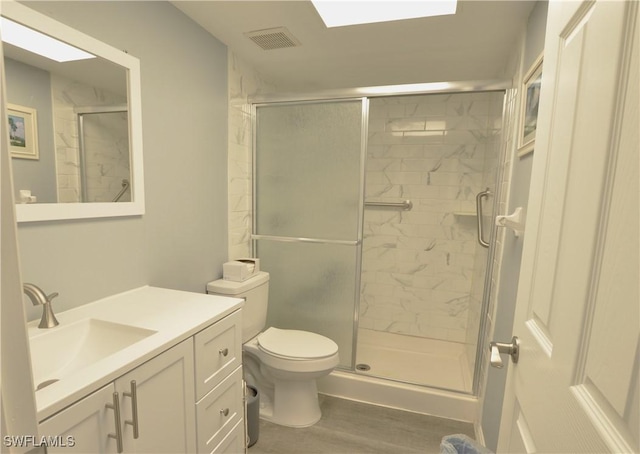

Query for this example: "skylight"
[311,1,458,28]
[1,17,95,62]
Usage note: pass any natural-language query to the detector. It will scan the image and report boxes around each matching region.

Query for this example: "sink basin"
[29,318,156,390]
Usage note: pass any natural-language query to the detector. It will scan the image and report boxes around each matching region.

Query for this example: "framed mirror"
[2,0,144,222]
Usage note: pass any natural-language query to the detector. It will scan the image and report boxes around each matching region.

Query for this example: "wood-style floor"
[248,395,476,454]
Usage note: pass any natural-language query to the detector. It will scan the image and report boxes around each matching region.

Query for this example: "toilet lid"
[257,327,338,360]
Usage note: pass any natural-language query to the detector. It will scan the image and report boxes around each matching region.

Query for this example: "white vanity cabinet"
[194,309,244,454]
[39,383,118,453]
[115,339,196,453]
[37,307,245,454]
[39,339,195,453]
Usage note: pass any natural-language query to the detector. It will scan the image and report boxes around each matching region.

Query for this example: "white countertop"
[27,286,243,421]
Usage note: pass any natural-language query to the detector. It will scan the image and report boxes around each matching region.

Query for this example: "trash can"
[440,434,493,454]
[246,385,259,447]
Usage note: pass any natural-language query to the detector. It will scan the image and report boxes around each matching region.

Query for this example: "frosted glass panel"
[257,240,357,368]
[255,101,363,241]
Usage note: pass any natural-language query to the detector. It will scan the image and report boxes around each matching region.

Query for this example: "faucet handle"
[38,298,60,329]
[47,292,59,303]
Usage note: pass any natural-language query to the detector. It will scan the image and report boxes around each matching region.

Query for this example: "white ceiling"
[172,1,536,92]
[4,43,127,97]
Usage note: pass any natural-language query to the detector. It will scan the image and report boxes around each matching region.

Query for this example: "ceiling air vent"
[244,27,301,50]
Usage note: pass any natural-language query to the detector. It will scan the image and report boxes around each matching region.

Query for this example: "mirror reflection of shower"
[111,178,130,202]
[76,106,131,202]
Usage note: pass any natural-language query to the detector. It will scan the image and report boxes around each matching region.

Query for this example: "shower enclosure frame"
[251,97,369,371]
[250,79,511,396]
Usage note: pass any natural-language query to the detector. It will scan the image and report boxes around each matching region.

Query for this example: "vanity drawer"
[212,419,245,454]
[194,309,242,400]
[196,366,244,454]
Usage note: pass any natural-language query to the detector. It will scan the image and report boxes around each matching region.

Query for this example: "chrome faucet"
[23,283,60,329]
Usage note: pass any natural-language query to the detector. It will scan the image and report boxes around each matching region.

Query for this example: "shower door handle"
[476,188,491,248]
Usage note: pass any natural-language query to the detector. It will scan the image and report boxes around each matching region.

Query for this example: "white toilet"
[207,271,339,428]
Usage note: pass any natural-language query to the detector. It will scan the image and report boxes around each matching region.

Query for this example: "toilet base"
[258,378,322,428]
[242,333,339,428]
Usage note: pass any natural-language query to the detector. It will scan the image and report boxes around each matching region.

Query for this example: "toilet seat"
[257,327,338,360]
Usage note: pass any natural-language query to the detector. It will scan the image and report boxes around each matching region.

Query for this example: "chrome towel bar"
[112,178,130,202]
[365,200,413,210]
[251,234,360,246]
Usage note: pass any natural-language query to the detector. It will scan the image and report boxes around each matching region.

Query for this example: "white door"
[497,1,639,452]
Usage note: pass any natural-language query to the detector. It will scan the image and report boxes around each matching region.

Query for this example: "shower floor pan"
[355,329,472,393]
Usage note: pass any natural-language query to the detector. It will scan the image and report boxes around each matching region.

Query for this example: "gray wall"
[481,1,548,451]
[17,1,228,321]
[6,58,57,203]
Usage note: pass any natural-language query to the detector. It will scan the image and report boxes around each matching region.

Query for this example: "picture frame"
[7,103,39,160]
[518,54,543,157]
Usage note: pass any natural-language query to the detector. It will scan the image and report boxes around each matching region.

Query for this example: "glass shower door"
[78,110,130,202]
[253,100,366,368]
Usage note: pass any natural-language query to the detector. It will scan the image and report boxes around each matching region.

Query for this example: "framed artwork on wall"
[518,54,543,157]
[7,103,39,160]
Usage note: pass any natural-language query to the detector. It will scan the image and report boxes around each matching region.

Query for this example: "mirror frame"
[2,0,145,222]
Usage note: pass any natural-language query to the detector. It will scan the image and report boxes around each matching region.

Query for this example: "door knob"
[489,336,520,368]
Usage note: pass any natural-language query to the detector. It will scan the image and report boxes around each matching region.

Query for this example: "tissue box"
[223,258,260,282]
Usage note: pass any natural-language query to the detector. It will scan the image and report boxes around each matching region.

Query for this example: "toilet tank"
[206,271,269,343]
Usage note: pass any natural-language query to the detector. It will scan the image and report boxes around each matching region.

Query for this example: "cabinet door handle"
[123,380,140,439]
[219,348,229,357]
[106,392,124,453]
[220,408,230,417]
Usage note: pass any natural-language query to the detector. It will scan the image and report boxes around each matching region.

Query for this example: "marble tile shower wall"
[360,93,503,344]
[227,52,275,259]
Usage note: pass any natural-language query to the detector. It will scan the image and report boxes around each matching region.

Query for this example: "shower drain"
[356,363,371,371]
